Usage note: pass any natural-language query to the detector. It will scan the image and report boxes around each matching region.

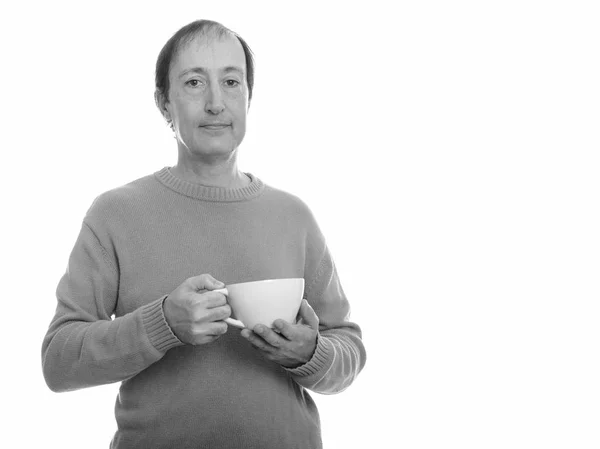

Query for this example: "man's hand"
[163,274,232,345]
[241,299,319,368]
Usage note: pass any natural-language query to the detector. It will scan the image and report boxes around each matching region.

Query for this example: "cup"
[213,278,305,329]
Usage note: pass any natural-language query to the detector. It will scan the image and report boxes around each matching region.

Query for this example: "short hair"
[155,20,255,106]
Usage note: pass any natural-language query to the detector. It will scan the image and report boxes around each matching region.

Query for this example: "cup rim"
[226,278,304,288]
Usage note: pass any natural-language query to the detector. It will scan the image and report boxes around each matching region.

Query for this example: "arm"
[285,243,367,395]
[242,211,367,394]
[41,222,183,392]
[231,198,366,394]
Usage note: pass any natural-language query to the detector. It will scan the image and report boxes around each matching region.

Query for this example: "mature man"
[42,19,366,448]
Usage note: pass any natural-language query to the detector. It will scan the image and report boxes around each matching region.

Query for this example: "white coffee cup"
[213,278,305,329]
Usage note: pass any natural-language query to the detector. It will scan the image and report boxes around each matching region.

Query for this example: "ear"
[154,89,172,123]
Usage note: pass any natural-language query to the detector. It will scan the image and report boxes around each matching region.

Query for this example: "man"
[42,19,366,449]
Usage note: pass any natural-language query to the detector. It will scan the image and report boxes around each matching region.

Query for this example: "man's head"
[154,20,255,160]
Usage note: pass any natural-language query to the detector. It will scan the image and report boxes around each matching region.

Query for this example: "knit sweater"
[42,167,366,449]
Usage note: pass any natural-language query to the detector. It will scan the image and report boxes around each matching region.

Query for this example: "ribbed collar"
[154,167,265,202]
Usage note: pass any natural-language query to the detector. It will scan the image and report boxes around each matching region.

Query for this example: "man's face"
[162,33,248,161]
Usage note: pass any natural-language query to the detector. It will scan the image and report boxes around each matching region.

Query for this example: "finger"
[191,321,227,342]
[298,299,319,329]
[208,321,228,336]
[252,325,284,348]
[241,329,274,352]
[186,274,225,292]
[272,319,297,340]
[190,303,229,322]
[196,304,231,322]
[211,304,232,321]
[195,291,228,308]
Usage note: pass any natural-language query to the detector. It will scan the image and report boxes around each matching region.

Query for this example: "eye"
[225,79,240,87]
[186,79,203,88]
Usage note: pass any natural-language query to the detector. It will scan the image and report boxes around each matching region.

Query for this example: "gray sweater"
[42,167,366,449]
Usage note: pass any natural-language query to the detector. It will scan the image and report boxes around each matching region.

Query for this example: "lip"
[200,124,230,129]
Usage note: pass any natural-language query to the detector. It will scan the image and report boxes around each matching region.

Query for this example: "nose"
[205,84,225,115]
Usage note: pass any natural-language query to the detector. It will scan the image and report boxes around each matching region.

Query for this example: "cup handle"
[224,317,246,328]
[213,287,246,328]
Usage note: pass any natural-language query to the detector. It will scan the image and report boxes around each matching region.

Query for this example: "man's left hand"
[241,299,319,368]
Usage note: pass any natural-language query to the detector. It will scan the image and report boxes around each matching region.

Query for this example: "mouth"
[200,124,230,130]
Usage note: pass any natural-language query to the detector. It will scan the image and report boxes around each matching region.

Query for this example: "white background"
[2,0,599,448]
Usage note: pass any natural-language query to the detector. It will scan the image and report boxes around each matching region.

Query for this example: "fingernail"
[215,281,224,287]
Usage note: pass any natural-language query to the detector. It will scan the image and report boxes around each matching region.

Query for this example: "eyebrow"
[179,66,245,78]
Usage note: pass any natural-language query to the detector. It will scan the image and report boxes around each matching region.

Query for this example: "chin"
[191,144,237,158]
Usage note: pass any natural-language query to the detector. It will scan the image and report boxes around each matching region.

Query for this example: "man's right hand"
[163,274,231,345]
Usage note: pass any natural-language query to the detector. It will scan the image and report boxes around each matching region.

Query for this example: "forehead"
[171,33,246,75]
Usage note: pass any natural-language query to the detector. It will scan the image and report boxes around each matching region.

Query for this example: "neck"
[171,157,250,189]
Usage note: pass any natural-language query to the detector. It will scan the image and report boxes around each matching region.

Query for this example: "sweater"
[42,167,366,449]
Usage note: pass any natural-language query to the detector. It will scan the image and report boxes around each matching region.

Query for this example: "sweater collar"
[154,167,265,202]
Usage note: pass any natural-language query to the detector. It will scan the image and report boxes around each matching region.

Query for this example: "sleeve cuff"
[285,333,333,379]
[141,295,185,353]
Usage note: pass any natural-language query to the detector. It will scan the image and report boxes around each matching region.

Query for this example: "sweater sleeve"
[41,221,183,393]
[286,214,367,395]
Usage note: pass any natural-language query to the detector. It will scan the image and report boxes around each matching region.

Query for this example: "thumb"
[298,299,319,330]
[187,274,225,291]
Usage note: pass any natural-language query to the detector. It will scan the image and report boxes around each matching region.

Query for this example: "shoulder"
[260,182,318,223]
[84,172,159,225]
[258,181,326,244]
